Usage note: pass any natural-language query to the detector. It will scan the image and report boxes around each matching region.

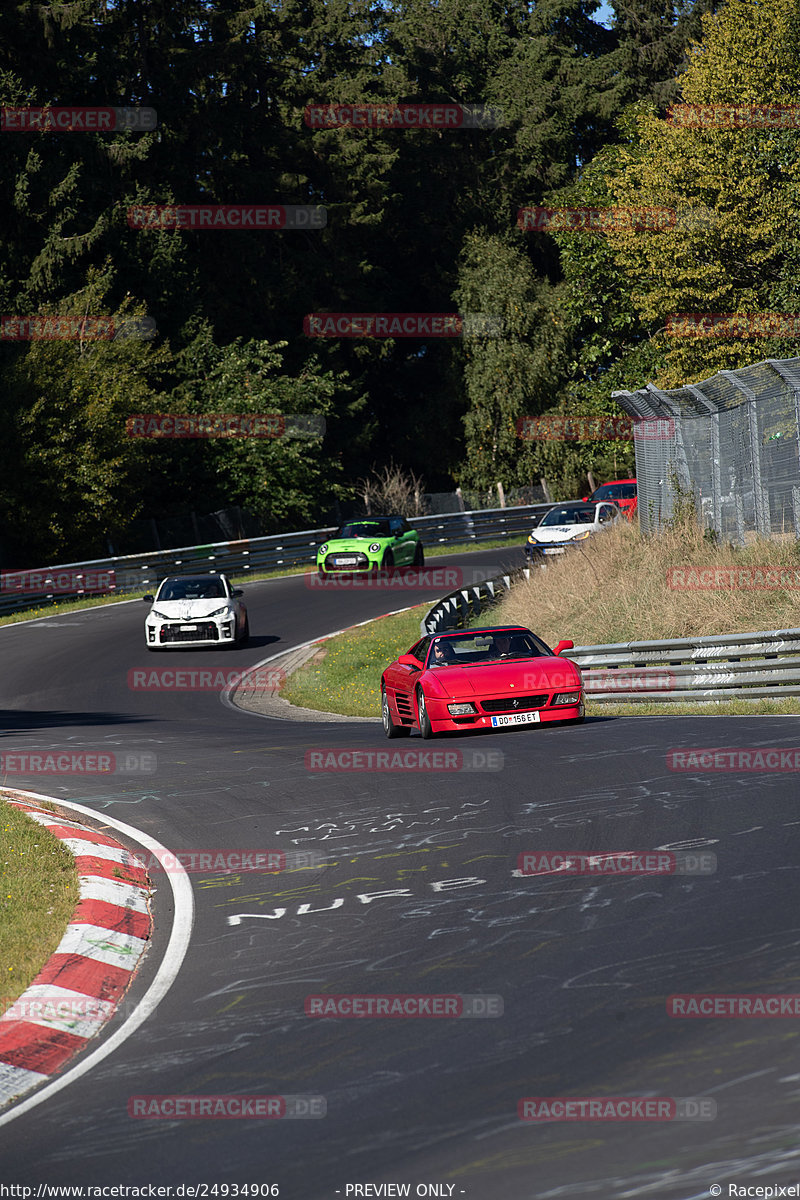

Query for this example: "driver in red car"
[431,639,456,666]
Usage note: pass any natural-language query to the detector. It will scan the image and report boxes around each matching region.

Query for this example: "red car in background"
[583,478,637,519]
[381,626,584,739]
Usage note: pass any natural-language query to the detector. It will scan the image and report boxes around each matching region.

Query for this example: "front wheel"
[413,542,424,567]
[382,688,411,739]
[416,688,435,739]
[381,550,395,572]
[240,614,250,647]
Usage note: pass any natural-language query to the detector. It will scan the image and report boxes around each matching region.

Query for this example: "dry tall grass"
[493,519,800,648]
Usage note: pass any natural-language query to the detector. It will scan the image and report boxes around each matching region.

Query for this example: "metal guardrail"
[1,504,552,618]
[421,569,526,636]
[570,627,800,701]
[421,570,800,702]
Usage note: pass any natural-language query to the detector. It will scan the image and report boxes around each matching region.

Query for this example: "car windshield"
[427,631,550,666]
[158,578,227,601]
[337,521,391,539]
[592,483,636,500]
[539,506,596,526]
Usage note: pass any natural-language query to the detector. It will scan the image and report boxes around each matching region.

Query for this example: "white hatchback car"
[143,574,249,650]
[525,501,622,563]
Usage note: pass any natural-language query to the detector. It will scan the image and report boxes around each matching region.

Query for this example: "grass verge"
[281,519,800,718]
[0,794,79,1012]
[495,518,800,644]
[281,605,430,716]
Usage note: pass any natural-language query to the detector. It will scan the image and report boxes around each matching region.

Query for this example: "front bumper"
[421,691,585,732]
[318,552,381,574]
[525,542,573,561]
[145,617,237,648]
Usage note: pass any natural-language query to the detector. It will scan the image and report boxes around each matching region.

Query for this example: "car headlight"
[150,609,170,620]
[447,702,477,715]
[553,691,581,705]
[369,542,381,553]
[207,606,233,618]
[319,544,328,555]
[527,534,539,544]
[571,530,591,541]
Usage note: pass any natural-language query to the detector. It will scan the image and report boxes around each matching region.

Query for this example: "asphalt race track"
[3,548,800,1198]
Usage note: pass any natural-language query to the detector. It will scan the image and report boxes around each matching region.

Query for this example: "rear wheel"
[416,688,435,739]
[382,687,411,739]
[413,542,424,567]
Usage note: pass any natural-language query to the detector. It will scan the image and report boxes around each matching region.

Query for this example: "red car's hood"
[425,658,580,696]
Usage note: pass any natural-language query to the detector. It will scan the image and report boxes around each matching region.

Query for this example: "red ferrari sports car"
[380,625,584,739]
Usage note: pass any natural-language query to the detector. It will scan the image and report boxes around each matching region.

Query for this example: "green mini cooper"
[316,516,424,575]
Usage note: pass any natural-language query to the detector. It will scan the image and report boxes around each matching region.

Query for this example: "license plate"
[542,547,565,555]
[334,556,359,565]
[180,624,198,631]
[490,711,540,727]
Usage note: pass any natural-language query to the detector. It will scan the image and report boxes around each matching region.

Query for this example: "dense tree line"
[0,0,722,563]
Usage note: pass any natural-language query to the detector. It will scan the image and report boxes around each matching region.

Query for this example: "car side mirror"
[553,640,574,655]
[233,588,244,596]
[398,654,422,668]
[143,595,154,603]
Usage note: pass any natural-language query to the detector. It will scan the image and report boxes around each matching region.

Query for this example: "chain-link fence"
[614,356,800,540]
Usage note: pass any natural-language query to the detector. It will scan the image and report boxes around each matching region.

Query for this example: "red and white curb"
[0,795,153,1109]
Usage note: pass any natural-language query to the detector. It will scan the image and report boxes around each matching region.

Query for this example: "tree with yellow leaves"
[597,0,800,387]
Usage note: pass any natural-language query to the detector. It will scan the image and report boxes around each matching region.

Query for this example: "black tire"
[413,542,424,567]
[382,550,395,571]
[416,688,435,739]
[382,687,411,739]
[240,615,250,647]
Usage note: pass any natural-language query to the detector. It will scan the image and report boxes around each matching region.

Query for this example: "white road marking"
[0,790,194,1127]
